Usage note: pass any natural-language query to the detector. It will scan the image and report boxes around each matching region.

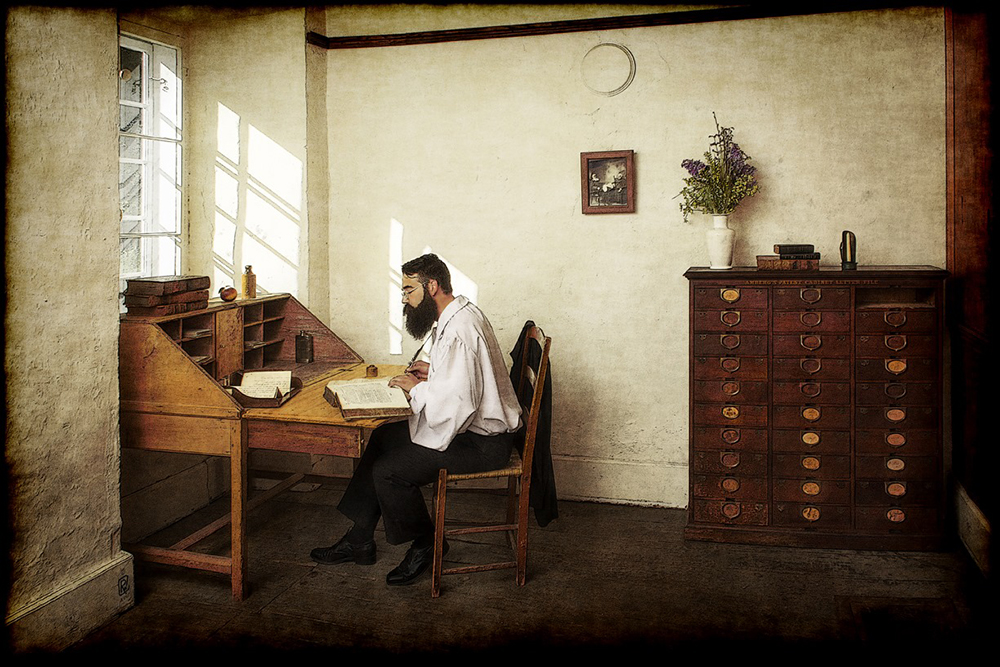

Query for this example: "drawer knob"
[800,358,822,374]
[722,502,741,519]
[886,457,906,471]
[802,506,821,521]
[885,408,907,423]
[721,334,741,350]
[887,482,907,497]
[802,456,821,470]
[800,312,823,327]
[722,406,740,419]
[721,477,741,493]
[885,311,907,327]
[885,359,908,375]
[722,380,740,396]
[721,452,741,468]
[885,334,907,351]
[802,407,822,422]
[886,432,907,447]
[721,357,741,373]
[887,508,906,523]
[800,382,822,398]
[721,311,742,327]
[800,288,822,304]
[802,481,821,496]
[800,334,823,350]
[885,383,907,399]
[720,288,741,303]
[801,431,821,446]
[721,428,741,444]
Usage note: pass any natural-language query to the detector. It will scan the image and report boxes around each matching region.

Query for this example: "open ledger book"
[323,378,412,420]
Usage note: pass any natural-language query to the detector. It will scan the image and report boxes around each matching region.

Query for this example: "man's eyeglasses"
[401,284,423,298]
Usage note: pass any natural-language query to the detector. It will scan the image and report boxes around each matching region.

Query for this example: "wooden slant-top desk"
[119,293,401,599]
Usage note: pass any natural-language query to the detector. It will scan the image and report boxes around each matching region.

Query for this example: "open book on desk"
[323,378,412,420]
[228,370,302,407]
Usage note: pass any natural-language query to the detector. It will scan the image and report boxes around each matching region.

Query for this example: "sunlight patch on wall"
[212,102,301,296]
[387,218,404,355]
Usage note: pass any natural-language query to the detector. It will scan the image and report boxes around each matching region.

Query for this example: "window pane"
[119,135,141,160]
[120,104,143,134]
[119,46,145,104]
[120,162,143,217]
[120,237,142,276]
[148,235,180,276]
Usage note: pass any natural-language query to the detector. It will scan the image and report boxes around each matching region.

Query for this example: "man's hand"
[405,360,429,380]
[388,372,422,395]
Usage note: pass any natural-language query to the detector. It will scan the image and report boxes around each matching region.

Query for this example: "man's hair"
[402,253,453,294]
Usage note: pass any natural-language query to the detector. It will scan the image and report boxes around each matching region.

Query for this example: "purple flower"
[682,159,707,176]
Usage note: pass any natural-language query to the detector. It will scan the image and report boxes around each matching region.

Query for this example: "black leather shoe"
[310,534,376,565]
[386,538,448,586]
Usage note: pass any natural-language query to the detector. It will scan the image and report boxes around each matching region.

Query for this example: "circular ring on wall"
[581,43,636,96]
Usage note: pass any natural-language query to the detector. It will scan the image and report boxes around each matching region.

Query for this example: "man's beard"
[403,291,437,339]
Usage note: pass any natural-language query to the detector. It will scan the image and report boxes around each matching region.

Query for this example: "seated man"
[311,253,523,585]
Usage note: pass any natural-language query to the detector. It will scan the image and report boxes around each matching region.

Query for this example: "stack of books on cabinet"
[757,244,821,270]
[124,275,211,317]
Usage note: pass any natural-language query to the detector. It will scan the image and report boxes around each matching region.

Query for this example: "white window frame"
[118,33,183,292]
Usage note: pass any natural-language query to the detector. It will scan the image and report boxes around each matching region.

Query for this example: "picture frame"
[581,150,635,214]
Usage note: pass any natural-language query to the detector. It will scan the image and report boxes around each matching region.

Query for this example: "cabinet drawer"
[692,474,768,501]
[693,356,768,380]
[856,357,937,382]
[855,309,937,333]
[691,450,767,476]
[693,379,768,404]
[692,499,768,526]
[774,478,850,504]
[693,403,767,427]
[856,334,937,357]
[774,405,850,429]
[772,310,850,332]
[773,286,851,310]
[856,406,937,430]
[693,332,768,356]
[855,506,939,533]
[773,503,852,529]
[692,427,767,451]
[773,357,851,380]
[855,382,938,405]
[856,382,937,406]
[855,479,939,506]
[774,334,851,356]
[774,453,850,478]
[693,286,768,310]
[856,455,938,480]
[773,381,850,405]
[856,429,938,456]
[772,428,851,454]
[694,309,768,332]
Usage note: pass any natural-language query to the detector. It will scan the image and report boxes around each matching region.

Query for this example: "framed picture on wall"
[581,150,635,214]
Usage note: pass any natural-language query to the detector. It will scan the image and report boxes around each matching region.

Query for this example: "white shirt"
[406,296,522,451]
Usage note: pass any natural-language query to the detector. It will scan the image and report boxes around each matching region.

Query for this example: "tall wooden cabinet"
[684,266,948,550]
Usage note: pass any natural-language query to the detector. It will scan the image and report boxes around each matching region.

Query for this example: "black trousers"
[337,420,514,545]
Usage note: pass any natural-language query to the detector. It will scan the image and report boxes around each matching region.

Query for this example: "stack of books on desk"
[124,275,211,316]
[757,244,821,270]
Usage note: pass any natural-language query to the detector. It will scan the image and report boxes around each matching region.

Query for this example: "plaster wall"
[323,6,947,507]
[184,9,309,301]
[5,7,134,649]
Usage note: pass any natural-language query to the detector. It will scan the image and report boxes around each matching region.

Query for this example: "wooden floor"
[73,478,994,655]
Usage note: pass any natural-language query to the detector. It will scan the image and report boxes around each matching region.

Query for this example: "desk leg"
[231,420,248,600]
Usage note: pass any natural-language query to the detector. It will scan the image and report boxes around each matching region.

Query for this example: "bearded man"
[310,253,522,586]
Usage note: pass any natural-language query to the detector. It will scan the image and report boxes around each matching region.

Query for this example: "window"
[118,34,182,295]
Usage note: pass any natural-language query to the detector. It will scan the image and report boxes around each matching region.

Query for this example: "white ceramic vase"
[706,214,735,269]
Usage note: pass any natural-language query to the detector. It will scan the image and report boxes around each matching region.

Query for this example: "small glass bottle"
[242,265,257,298]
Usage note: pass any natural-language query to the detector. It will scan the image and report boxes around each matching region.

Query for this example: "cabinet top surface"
[684,265,948,281]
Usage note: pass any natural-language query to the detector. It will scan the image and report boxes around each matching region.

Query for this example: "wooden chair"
[430,325,551,598]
